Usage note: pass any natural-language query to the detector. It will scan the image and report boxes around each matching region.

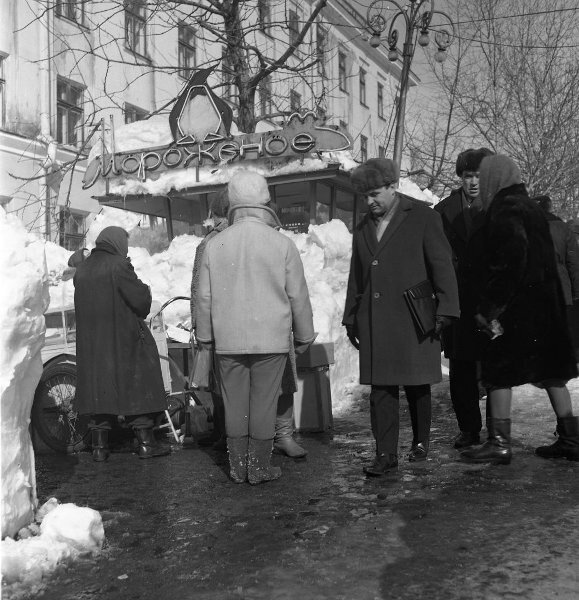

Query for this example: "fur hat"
[227,170,270,206]
[350,158,400,194]
[456,148,494,176]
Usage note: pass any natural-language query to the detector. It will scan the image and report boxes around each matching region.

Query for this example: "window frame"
[360,135,368,163]
[258,0,272,36]
[288,8,300,48]
[59,208,86,251]
[0,54,6,128]
[316,23,327,78]
[178,22,196,80]
[377,82,384,120]
[124,0,147,58]
[338,51,348,93]
[378,145,386,159]
[290,90,302,113]
[258,76,272,118]
[222,47,236,104]
[359,68,367,106]
[124,102,148,124]
[56,77,85,147]
[55,0,86,26]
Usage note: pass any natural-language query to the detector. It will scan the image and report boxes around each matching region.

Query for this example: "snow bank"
[0,207,49,539]
[1,500,104,588]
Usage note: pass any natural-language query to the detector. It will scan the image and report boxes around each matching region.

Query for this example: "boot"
[363,453,398,476]
[408,441,429,462]
[273,417,307,458]
[135,428,171,459]
[227,437,249,483]
[247,438,281,485]
[462,418,511,465]
[535,416,579,461]
[91,429,110,462]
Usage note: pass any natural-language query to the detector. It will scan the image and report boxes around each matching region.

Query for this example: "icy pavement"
[4,376,579,600]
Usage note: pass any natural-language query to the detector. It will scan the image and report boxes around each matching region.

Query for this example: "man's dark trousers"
[449,359,482,434]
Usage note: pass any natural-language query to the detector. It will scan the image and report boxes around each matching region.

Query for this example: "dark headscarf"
[479,154,523,209]
[95,226,129,257]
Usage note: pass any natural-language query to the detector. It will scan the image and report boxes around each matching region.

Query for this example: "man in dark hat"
[343,158,459,476]
[434,147,494,449]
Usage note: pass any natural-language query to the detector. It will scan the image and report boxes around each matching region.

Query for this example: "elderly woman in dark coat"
[74,226,170,461]
[343,158,460,476]
[462,155,579,464]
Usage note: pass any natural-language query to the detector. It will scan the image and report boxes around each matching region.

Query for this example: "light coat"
[343,197,459,385]
[195,205,315,354]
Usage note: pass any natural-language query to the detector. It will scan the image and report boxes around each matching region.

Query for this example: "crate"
[293,343,334,432]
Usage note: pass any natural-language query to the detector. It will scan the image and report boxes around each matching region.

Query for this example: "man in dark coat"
[434,148,493,449]
[74,226,170,461]
[534,195,579,362]
[343,158,459,476]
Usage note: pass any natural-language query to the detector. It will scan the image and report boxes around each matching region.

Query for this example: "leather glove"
[434,315,453,338]
[345,325,360,350]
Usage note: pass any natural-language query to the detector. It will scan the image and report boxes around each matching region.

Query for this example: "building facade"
[0,0,417,247]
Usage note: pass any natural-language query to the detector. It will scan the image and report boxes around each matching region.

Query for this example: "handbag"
[403,280,437,335]
[190,344,213,390]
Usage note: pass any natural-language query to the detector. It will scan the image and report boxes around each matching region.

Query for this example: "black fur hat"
[456,148,494,176]
[351,158,400,194]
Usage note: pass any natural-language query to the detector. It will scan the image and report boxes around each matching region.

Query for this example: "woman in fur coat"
[462,155,579,464]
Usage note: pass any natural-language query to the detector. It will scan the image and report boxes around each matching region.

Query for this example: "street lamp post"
[366,0,455,167]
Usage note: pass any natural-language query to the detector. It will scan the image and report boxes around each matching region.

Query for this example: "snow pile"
[0,207,49,539]
[1,499,104,588]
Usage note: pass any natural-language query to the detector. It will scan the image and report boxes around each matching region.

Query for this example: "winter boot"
[91,429,110,462]
[135,428,171,459]
[227,437,249,483]
[535,416,579,461]
[273,417,307,458]
[247,438,281,485]
[462,418,511,465]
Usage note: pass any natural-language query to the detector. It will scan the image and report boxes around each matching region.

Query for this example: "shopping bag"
[190,344,213,390]
[403,280,437,336]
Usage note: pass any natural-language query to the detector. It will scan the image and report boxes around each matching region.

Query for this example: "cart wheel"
[31,361,90,454]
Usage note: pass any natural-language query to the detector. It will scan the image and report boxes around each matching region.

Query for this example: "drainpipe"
[38,2,53,240]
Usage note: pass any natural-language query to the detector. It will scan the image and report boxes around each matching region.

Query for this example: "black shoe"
[91,430,110,462]
[453,431,480,449]
[135,428,171,459]
[408,442,428,462]
[363,454,398,477]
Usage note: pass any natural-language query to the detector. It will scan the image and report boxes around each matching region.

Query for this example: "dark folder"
[403,280,437,335]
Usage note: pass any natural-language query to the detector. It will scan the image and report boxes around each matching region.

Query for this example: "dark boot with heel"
[91,429,110,462]
[462,418,512,464]
[135,428,171,459]
[535,416,579,461]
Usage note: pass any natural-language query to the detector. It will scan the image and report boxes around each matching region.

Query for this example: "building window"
[317,106,327,123]
[125,0,147,57]
[339,120,349,135]
[317,24,327,78]
[290,90,301,113]
[359,68,367,106]
[56,77,84,146]
[288,9,299,47]
[0,54,5,128]
[222,47,235,102]
[59,209,86,251]
[258,77,272,117]
[360,135,368,162]
[378,145,386,158]
[338,51,348,92]
[178,22,196,79]
[377,82,384,119]
[124,103,147,124]
[258,0,271,34]
[55,0,86,25]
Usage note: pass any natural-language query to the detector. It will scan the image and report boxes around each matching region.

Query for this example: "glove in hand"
[434,315,453,338]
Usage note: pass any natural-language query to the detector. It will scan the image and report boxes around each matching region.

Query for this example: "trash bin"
[293,342,334,432]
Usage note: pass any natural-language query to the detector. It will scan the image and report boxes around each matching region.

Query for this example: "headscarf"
[95,226,129,257]
[478,154,523,209]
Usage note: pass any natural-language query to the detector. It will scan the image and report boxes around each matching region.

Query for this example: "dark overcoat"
[74,249,167,416]
[476,185,578,387]
[343,197,460,385]
[434,188,487,360]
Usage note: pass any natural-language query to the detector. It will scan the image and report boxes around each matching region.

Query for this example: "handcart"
[31,297,206,454]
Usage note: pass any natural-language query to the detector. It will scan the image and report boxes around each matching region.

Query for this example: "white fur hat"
[227,170,270,206]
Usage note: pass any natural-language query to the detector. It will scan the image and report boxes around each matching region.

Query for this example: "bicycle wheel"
[31,361,90,454]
